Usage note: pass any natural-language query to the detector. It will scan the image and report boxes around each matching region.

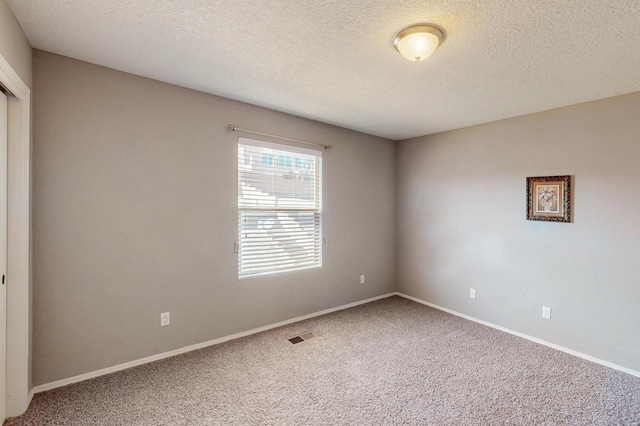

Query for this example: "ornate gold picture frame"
[526,176,572,222]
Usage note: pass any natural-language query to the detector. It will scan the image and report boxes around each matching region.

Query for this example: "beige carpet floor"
[6,296,640,425]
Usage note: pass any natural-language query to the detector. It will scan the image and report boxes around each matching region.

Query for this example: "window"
[261,153,274,166]
[238,137,322,278]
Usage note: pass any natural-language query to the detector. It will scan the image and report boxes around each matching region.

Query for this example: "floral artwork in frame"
[526,176,572,222]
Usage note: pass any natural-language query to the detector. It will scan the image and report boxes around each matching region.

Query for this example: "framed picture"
[526,175,572,222]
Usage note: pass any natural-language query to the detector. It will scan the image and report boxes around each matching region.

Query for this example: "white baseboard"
[32,293,396,394]
[395,292,640,379]
[32,291,639,395]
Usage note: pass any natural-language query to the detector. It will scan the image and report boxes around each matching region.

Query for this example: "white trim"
[239,137,322,157]
[395,292,640,379]
[0,85,7,424]
[0,56,29,97]
[0,53,31,417]
[33,293,396,393]
[32,291,640,395]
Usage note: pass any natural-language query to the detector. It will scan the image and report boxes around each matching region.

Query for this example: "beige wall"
[397,92,640,372]
[32,51,396,385]
[0,0,31,88]
[29,44,640,385]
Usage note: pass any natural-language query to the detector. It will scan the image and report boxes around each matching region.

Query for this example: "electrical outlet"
[469,288,476,299]
[542,306,551,320]
[161,312,170,326]
[360,275,365,284]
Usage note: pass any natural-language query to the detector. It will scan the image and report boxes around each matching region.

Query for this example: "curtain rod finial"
[228,124,236,131]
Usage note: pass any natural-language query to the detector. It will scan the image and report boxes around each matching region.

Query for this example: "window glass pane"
[238,140,322,278]
[261,153,274,166]
[278,154,292,168]
[239,211,320,276]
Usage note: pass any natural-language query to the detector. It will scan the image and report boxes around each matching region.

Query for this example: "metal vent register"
[288,332,316,344]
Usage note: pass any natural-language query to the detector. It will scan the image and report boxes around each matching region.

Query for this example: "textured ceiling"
[7,0,640,140]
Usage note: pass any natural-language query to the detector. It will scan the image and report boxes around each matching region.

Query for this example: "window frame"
[237,137,323,279]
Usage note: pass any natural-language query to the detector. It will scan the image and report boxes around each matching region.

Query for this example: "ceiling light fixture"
[393,24,445,62]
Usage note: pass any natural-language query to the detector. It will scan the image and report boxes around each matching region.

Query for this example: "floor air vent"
[288,332,316,344]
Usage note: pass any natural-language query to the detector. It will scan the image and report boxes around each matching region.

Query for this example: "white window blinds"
[238,137,322,278]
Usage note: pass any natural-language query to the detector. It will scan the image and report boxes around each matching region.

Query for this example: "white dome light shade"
[394,25,445,62]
